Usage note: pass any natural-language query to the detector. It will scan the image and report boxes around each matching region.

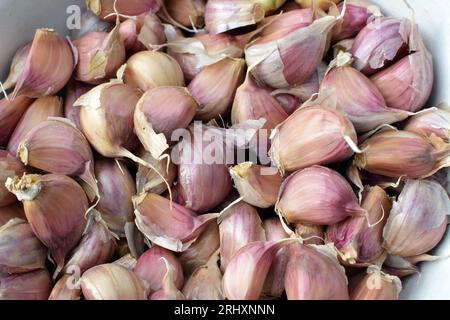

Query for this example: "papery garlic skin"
[404,106,450,142]
[113,254,137,270]
[0,95,34,147]
[276,166,364,225]
[86,0,162,21]
[0,219,47,274]
[350,268,402,300]
[0,203,26,227]
[270,106,357,174]
[383,180,449,258]
[0,269,52,300]
[0,150,27,207]
[205,0,265,35]
[219,202,266,271]
[81,263,148,300]
[284,243,349,300]
[49,275,82,300]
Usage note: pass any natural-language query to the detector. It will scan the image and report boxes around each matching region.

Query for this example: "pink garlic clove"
[0,95,34,147]
[350,267,402,300]
[0,269,52,300]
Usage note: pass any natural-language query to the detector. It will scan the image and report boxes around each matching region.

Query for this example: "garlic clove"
[182,251,224,300]
[95,158,136,235]
[350,267,402,300]
[16,118,99,202]
[229,162,283,209]
[0,203,26,227]
[0,269,52,300]
[295,0,340,11]
[276,166,364,226]
[259,8,314,40]
[219,201,266,271]
[86,0,162,21]
[119,19,147,55]
[7,96,63,156]
[0,95,34,147]
[0,218,47,274]
[383,180,449,258]
[2,44,31,91]
[188,58,246,122]
[205,0,265,35]
[0,150,27,207]
[148,258,186,300]
[295,223,325,245]
[70,10,113,40]
[134,245,184,293]
[63,80,94,130]
[164,0,206,28]
[81,263,148,300]
[124,51,185,93]
[404,106,450,142]
[284,243,349,300]
[133,193,219,252]
[5,174,89,276]
[269,105,357,174]
[49,275,82,300]
[427,167,450,197]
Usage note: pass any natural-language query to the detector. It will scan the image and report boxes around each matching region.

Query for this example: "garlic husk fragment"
[135,246,184,293]
[333,38,355,57]
[245,15,338,89]
[404,106,450,142]
[219,201,266,271]
[86,0,162,21]
[133,193,219,252]
[295,223,325,245]
[355,129,450,179]
[81,263,148,300]
[320,52,411,133]
[284,243,349,300]
[189,58,246,121]
[49,275,82,300]
[182,251,223,300]
[179,222,220,276]
[70,10,113,40]
[0,203,26,227]
[7,96,63,156]
[5,174,88,276]
[149,258,186,300]
[0,218,47,274]
[276,166,364,225]
[383,180,449,258]
[0,150,27,207]
[62,210,116,275]
[295,0,340,10]
[0,269,52,300]
[95,158,136,235]
[73,21,126,84]
[16,118,98,202]
[113,254,137,270]
[222,239,295,300]
[0,95,34,146]
[351,17,410,75]
[350,267,402,300]
[164,0,206,28]
[124,51,185,93]
[229,163,283,209]
[205,0,265,35]
[269,105,357,174]
[326,186,391,265]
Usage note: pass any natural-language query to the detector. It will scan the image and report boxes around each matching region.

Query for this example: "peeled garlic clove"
[259,8,314,39]
[70,10,113,40]
[205,0,265,35]
[0,95,34,146]
[5,174,89,275]
[295,223,325,245]
[182,251,223,300]
[135,245,184,293]
[16,118,98,202]
[219,201,266,271]
[0,218,47,274]
[383,180,449,258]
[350,268,402,300]
[327,186,391,265]
[295,0,340,10]
[7,96,63,155]
[188,58,246,121]
[2,44,31,91]
[285,243,349,300]
[134,193,219,252]
[87,0,162,21]
[262,218,289,298]
[351,17,410,75]
[179,222,220,276]
[136,147,177,196]
[0,269,52,300]
[371,50,434,112]
[320,52,411,132]
[63,210,116,275]
[0,150,27,207]
[246,15,338,89]
[124,51,185,93]
[0,203,26,227]
[269,105,357,174]
[404,106,450,142]
[81,263,148,300]
[49,275,82,300]
[356,129,450,179]
[331,1,382,42]
[223,239,294,300]
[277,166,364,225]
[64,80,94,130]
[229,163,282,209]
[10,29,75,98]
[95,158,136,234]
[149,258,186,300]
[165,0,205,28]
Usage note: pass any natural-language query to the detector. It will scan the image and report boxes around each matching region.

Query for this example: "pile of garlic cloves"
[0,0,449,301]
